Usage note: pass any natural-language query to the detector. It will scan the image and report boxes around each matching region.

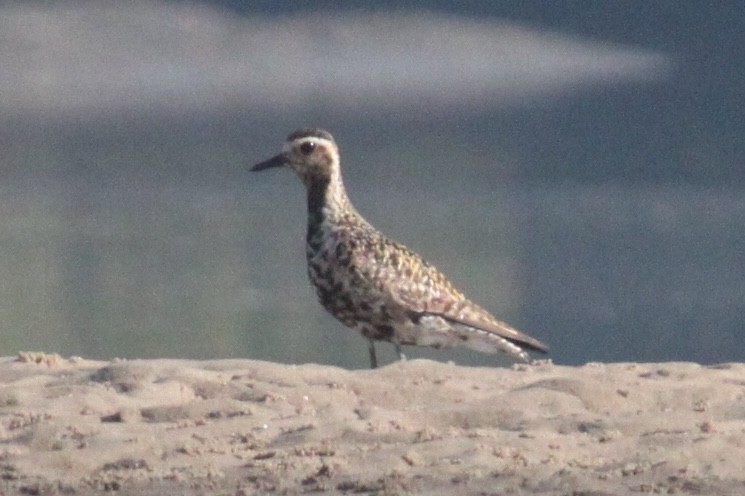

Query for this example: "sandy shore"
[0,352,743,495]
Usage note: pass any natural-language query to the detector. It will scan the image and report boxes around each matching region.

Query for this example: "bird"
[251,128,548,368]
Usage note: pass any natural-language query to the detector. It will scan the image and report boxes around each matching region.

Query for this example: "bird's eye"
[300,142,316,155]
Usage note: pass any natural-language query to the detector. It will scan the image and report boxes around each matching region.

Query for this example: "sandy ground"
[1,353,744,495]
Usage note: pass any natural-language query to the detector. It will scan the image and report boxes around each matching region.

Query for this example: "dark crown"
[287,128,335,143]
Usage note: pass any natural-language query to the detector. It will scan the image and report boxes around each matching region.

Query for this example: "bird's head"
[252,129,339,187]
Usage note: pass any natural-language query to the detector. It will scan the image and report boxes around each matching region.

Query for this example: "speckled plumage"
[252,129,548,368]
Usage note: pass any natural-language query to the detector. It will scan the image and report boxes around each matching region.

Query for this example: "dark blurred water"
[1,109,743,368]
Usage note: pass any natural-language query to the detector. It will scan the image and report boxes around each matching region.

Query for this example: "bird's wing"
[353,235,548,354]
[431,310,549,353]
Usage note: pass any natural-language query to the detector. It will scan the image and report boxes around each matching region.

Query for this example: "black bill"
[251,154,287,172]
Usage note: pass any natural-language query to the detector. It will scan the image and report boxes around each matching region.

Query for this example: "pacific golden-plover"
[251,129,548,368]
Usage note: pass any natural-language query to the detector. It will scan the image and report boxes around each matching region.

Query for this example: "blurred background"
[1,1,743,368]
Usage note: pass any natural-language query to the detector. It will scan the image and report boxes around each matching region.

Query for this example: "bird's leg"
[394,343,406,362]
[368,339,378,369]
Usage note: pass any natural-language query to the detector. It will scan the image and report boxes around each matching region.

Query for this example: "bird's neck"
[306,171,363,242]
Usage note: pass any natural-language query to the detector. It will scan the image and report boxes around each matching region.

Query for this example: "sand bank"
[1,353,743,495]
